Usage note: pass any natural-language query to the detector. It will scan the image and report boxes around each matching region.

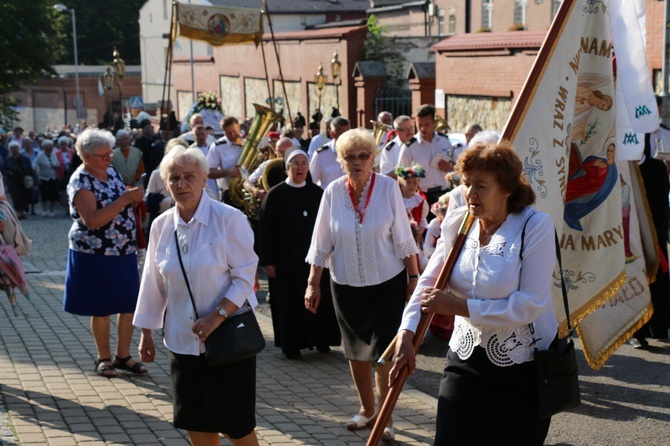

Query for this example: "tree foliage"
[0,0,59,128]
[364,15,406,89]
[52,0,145,66]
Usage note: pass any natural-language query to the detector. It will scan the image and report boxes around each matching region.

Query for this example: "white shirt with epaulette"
[380,135,402,176]
[397,132,453,191]
[309,139,344,189]
[206,137,243,191]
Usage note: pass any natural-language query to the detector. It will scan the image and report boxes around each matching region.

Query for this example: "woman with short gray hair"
[32,139,60,216]
[63,128,146,378]
[135,145,260,445]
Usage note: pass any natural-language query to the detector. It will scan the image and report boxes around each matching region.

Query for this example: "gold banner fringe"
[179,25,262,46]
[577,302,654,370]
[557,269,627,338]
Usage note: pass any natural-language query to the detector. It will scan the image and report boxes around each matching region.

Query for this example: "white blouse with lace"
[399,206,558,367]
[306,173,418,287]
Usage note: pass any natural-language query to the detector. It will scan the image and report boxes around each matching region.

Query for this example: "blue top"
[67,165,137,255]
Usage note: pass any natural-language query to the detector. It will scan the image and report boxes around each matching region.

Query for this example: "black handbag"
[174,231,265,366]
[521,217,581,418]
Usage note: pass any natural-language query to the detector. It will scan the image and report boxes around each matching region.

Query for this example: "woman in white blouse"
[391,140,558,445]
[305,128,419,442]
[133,146,260,446]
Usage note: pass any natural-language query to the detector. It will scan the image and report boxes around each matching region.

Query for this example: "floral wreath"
[430,192,450,216]
[396,164,426,179]
[193,91,223,113]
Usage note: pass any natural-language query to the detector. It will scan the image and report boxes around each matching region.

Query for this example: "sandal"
[346,412,376,431]
[113,355,148,375]
[94,358,117,378]
[381,426,395,442]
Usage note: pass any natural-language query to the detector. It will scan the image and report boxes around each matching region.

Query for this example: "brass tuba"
[371,120,393,147]
[228,104,283,219]
[434,114,450,134]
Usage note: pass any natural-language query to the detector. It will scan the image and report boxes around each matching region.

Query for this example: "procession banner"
[502,0,625,341]
[176,3,263,46]
[577,161,653,369]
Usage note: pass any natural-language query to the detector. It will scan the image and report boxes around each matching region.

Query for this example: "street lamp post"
[112,48,125,126]
[330,52,342,111]
[54,4,81,124]
[102,67,115,129]
[314,65,327,126]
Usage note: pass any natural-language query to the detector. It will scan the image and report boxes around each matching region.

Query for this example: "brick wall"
[172,26,367,125]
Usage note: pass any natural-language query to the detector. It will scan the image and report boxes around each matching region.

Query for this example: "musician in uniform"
[243,137,295,201]
[380,115,414,179]
[397,104,454,207]
[206,117,244,204]
[309,117,350,189]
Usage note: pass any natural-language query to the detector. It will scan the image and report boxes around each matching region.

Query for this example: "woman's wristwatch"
[408,274,419,280]
[215,306,228,320]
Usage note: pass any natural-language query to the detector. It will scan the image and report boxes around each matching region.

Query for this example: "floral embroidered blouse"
[400,206,558,367]
[306,173,418,287]
[67,165,137,256]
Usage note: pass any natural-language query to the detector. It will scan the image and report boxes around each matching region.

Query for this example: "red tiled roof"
[434,30,547,52]
[262,25,367,41]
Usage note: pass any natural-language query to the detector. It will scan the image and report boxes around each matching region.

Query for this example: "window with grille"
[514,0,526,28]
[552,0,562,19]
[482,0,493,30]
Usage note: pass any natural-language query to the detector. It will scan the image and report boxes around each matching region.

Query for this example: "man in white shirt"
[380,115,414,179]
[309,117,350,189]
[189,125,218,196]
[207,116,244,203]
[307,116,334,160]
[180,113,216,146]
[398,104,454,206]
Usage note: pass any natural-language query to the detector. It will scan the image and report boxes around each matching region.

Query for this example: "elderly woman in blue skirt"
[63,129,146,378]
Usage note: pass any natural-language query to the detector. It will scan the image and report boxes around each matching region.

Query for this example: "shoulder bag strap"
[520,212,572,333]
[174,229,199,319]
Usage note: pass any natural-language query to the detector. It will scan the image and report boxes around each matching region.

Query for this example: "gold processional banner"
[577,161,654,369]
[502,0,655,368]
[176,3,263,46]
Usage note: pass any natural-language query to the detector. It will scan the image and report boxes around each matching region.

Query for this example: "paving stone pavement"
[0,214,438,445]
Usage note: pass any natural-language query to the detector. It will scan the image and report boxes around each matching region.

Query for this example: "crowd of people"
[1,97,667,446]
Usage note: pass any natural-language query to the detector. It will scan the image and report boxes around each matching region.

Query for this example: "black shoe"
[284,351,302,360]
[316,346,331,353]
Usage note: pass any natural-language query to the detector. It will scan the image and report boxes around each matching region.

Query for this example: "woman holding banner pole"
[390,140,558,445]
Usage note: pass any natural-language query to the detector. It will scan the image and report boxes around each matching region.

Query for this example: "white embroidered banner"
[176,3,263,46]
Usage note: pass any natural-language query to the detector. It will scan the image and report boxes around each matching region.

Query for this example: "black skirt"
[330,269,407,362]
[169,351,256,438]
[435,347,551,446]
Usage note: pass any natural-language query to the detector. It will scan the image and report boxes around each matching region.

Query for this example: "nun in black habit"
[259,149,341,359]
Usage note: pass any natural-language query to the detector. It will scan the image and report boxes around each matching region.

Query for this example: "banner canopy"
[176,3,263,46]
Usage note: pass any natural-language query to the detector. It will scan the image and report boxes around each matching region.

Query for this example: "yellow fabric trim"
[577,302,653,370]
[557,269,627,338]
[179,25,261,46]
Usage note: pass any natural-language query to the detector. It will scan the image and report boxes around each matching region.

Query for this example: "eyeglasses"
[91,152,112,159]
[343,152,372,163]
[396,127,414,133]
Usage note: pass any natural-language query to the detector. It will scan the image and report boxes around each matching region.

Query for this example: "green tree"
[0,0,59,128]
[53,0,145,66]
[364,15,406,89]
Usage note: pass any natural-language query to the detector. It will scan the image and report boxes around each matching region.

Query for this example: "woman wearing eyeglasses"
[305,128,419,442]
[63,128,146,378]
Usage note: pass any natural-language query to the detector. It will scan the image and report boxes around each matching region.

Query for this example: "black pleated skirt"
[435,347,551,446]
[330,269,406,362]
[169,351,256,439]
